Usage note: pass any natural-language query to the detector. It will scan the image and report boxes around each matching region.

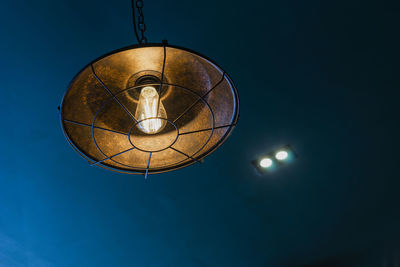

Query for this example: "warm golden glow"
[135,86,167,134]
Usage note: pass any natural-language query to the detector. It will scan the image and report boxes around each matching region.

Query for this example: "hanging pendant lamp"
[60,0,239,177]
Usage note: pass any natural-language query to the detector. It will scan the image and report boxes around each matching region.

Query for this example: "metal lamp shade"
[60,43,239,174]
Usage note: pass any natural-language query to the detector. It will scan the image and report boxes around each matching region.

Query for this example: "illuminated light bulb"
[259,158,273,168]
[135,86,167,134]
[275,150,288,161]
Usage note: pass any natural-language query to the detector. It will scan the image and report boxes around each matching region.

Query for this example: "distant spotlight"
[275,150,288,161]
[252,145,297,175]
[260,158,273,168]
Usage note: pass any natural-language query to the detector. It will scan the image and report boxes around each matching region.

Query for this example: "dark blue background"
[0,0,399,266]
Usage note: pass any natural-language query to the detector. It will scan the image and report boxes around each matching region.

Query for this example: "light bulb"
[259,158,273,168]
[135,86,167,134]
[275,150,288,161]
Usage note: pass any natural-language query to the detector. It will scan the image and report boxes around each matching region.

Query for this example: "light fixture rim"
[60,43,240,175]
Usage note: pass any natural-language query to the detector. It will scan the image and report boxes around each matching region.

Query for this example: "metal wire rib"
[90,92,138,171]
[90,64,138,123]
[145,152,152,178]
[91,147,135,166]
[63,118,129,135]
[170,147,202,163]
[172,72,226,124]
[156,45,166,118]
[178,124,236,135]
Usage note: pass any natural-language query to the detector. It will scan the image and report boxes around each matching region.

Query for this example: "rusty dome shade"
[60,43,239,175]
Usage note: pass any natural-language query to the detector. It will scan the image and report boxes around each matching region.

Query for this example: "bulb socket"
[126,71,170,102]
[135,75,161,86]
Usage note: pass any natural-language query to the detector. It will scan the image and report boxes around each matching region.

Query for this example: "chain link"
[136,0,147,43]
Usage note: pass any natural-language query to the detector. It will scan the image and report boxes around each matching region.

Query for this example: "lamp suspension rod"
[131,0,148,44]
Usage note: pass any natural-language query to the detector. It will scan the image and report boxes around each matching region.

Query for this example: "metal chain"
[135,0,147,44]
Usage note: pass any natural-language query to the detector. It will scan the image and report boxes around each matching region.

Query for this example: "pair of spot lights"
[253,146,297,174]
[260,150,289,168]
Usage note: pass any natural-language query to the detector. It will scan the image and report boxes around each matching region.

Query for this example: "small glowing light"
[275,150,288,161]
[259,158,273,168]
[135,86,167,134]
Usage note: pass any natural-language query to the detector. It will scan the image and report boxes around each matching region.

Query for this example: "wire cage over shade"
[60,43,239,175]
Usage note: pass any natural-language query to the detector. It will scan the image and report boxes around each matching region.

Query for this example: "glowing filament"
[135,86,167,134]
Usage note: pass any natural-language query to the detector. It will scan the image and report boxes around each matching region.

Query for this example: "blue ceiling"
[0,0,399,266]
